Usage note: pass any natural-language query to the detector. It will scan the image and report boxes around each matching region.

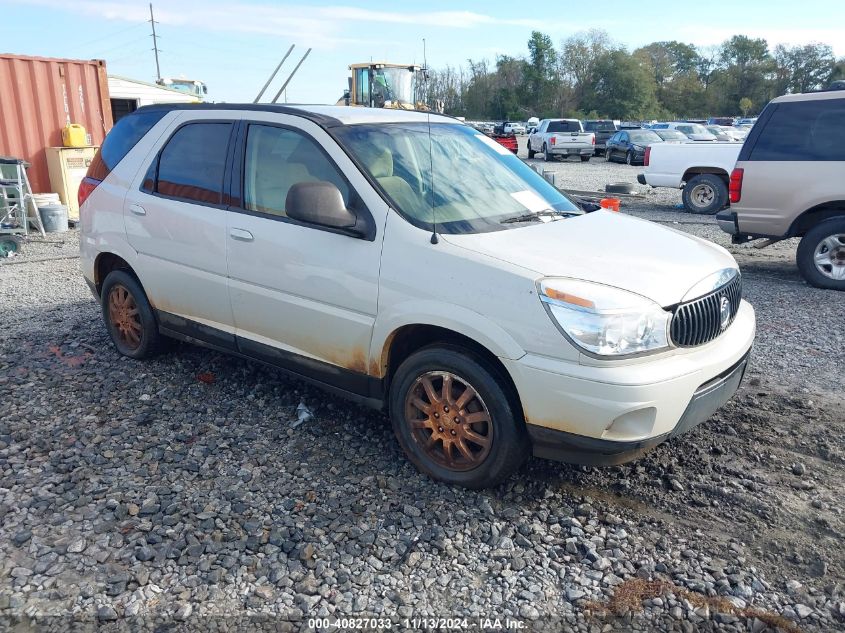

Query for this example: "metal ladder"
[0,157,46,246]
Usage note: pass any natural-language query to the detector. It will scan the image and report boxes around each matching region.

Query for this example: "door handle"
[128,204,146,216]
[229,228,254,242]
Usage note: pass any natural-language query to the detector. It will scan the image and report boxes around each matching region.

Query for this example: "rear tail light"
[591,135,595,145]
[729,168,744,203]
[644,146,651,166]
[78,177,101,208]
[550,136,556,146]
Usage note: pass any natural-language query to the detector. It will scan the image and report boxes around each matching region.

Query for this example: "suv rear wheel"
[682,174,728,215]
[388,346,529,488]
[101,270,164,359]
[796,217,845,290]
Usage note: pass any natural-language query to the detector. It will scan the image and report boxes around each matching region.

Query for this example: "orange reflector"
[544,288,595,309]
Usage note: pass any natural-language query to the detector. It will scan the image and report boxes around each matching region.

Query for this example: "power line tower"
[149,3,161,82]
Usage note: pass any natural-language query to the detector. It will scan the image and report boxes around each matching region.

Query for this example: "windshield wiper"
[501,209,576,224]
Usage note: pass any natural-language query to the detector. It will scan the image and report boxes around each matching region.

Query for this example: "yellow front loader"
[339,62,426,110]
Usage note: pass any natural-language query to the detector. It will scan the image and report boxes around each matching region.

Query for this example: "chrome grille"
[670,274,742,347]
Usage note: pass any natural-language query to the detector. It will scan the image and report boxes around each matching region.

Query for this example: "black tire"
[543,143,553,162]
[605,149,613,163]
[796,217,845,290]
[527,145,535,159]
[626,151,634,166]
[682,174,728,215]
[605,182,637,195]
[101,270,164,359]
[580,155,590,162]
[389,345,530,489]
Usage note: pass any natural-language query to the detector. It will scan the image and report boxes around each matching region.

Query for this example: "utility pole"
[149,3,161,82]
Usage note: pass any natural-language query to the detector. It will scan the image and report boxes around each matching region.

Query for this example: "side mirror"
[286,181,358,230]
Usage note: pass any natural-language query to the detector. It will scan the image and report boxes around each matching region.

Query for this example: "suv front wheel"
[796,217,845,290]
[389,346,530,488]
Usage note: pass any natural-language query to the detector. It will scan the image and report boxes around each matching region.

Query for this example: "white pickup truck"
[528,119,595,162]
[637,142,742,214]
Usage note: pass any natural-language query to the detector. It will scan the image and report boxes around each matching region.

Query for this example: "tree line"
[423,30,845,121]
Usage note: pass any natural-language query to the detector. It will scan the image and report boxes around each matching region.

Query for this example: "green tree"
[634,41,704,117]
[584,50,661,119]
[830,58,845,83]
[715,35,775,113]
[774,43,835,93]
[526,31,557,114]
[492,55,529,120]
[634,41,699,83]
[560,30,613,106]
[739,97,753,116]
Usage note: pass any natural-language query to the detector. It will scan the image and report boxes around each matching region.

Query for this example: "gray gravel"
[1,197,843,631]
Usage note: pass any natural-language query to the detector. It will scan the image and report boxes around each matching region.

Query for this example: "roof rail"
[133,102,344,128]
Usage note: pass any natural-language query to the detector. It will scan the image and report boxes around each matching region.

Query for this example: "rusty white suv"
[79,104,755,488]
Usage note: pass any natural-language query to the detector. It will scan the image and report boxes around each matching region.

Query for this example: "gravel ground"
[1,173,843,632]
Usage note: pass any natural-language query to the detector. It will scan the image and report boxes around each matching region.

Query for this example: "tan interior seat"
[250,135,319,216]
[365,148,427,220]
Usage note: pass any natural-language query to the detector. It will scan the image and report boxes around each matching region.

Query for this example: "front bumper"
[527,351,749,465]
[503,300,755,465]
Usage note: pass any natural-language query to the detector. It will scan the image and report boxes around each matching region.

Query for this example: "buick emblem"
[719,295,731,330]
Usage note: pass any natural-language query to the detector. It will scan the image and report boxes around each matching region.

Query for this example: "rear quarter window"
[87,110,167,181]
[750,100,845,161]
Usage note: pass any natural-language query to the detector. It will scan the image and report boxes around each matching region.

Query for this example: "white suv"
[79,105,755,488]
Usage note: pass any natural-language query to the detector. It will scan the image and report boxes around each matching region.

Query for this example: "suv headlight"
[539,278,671,357]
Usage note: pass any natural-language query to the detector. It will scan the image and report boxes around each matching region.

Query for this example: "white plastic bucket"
[32,193,61,208]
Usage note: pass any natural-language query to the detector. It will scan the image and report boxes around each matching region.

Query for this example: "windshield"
[628,130,662,144]
[372,67,415,107]
[654,130,687,141]
[334,123,581,234]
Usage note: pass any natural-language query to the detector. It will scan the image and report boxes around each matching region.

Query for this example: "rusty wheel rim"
[108,284,142,351]
[405,371,493,472]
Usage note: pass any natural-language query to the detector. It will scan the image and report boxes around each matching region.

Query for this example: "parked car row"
[472,116,753,158]
[467,121,529,135]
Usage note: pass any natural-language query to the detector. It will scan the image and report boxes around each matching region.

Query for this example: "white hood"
[443,211,737,307]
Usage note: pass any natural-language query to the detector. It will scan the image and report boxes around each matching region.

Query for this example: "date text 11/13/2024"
[307,617,526,630]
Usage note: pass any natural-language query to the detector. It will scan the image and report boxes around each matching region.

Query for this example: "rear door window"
[153,122,233,204]
[751,100,845,161]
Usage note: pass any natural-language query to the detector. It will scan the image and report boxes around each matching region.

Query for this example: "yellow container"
[62,123,87,148]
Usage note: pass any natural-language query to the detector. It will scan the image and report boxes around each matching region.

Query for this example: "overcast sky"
[3,0,843,104]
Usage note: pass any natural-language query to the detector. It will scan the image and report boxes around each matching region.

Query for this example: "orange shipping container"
[0,54,113,194]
